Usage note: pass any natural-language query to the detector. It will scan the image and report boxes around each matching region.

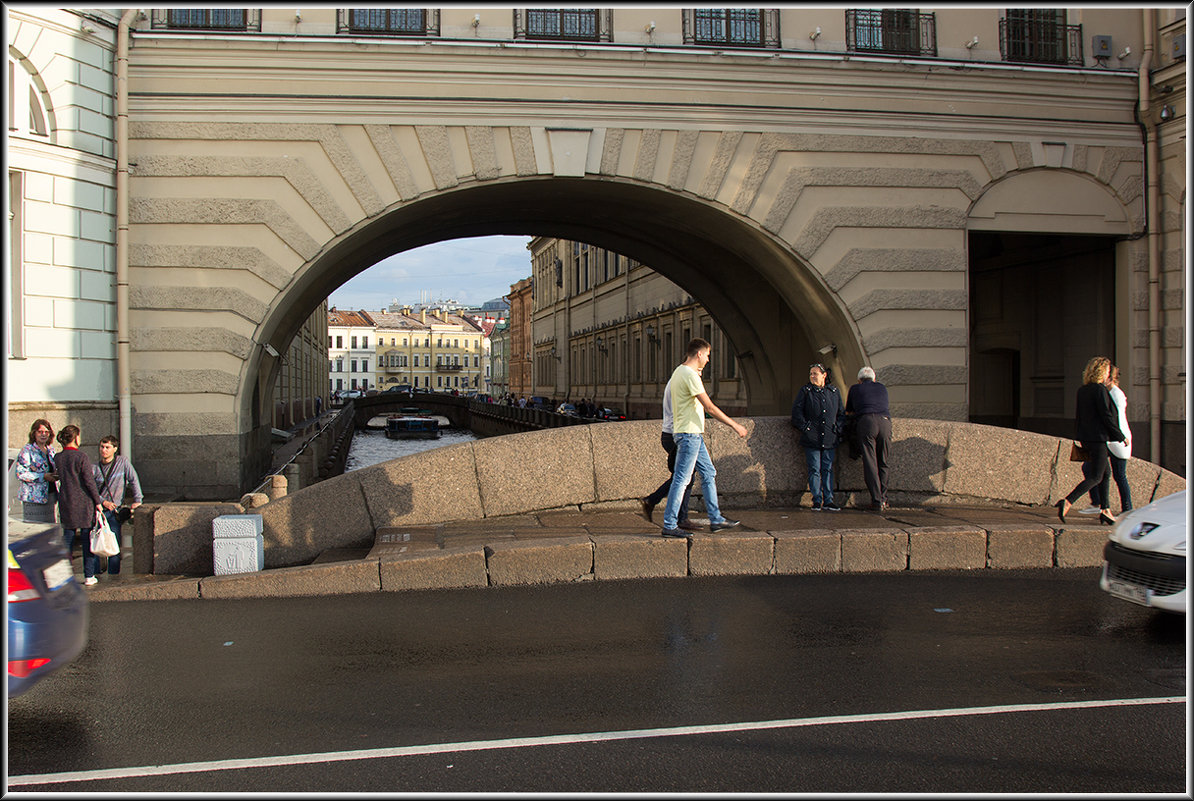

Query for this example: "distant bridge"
[348,392,590,438]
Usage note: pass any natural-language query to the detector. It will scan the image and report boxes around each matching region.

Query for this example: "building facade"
[8,7,1184,497]
[373,308,486,393]
[507,277,535,400]
[529,237,745,417]
[326,309,376,396]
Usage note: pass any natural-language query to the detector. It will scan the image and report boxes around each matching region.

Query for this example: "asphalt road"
[7,568,1186,793]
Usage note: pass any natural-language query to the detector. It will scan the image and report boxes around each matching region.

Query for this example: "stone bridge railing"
[135,417,1185,574]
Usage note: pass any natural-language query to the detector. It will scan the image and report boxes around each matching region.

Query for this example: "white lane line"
[10,696,1184,786]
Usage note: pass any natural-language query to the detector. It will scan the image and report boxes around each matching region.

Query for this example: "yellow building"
[374,308,485,393]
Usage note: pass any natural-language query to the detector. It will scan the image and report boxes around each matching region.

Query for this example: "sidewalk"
[84,499,1111,603]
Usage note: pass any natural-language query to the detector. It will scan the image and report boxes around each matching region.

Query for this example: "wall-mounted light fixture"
[1159,104,1176,121]
[1117,46,1131,60]
[645,324,660,347]
[471,13,480,28]
[964,35,979,49]
[596,336,608,353]
[644,21,655,34]
[808,26,821,41]
[264,343,280,358]
[81,22,96,33]
[818,343,837,356]
[294,9,302,23]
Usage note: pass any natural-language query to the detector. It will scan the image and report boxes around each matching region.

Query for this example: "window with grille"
[151,9,260,31]
[846,9,937,57]
[684,9,780,48]
[338,9,438,36]
[515,9,611,42]
[1000,9,1082,65]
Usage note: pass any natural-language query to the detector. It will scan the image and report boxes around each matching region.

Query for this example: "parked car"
[384,385,412,394]
[555,403,578,416]
[1099,489,1186,614]
[598,407,627,421]
[7,521,90,698]
[529,396,553,410]
[342,389,365,399]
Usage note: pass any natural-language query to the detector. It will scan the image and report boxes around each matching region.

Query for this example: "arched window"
[8,54,51,139]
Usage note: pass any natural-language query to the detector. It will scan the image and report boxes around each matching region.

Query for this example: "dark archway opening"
[969,231,1117,439]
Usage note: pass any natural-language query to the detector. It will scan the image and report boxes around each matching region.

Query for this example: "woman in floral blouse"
[16,419,58,523]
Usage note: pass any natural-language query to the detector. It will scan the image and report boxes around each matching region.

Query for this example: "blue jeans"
[102,509,124,574]
[64,526,99,580]
[663,433,725,529]
[805,447,836,505]
[1089,454,1132,512]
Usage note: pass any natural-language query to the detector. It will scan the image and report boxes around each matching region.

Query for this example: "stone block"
[484,536,594,586]
[88,578,202,603]
[986,524,1056,569]
[131,502,159,574]
[212,514,264,575]
[1055,525,1110,568]
[889,418,951,493]
[356,443,484,527]
[689,531,774,576]
[1153,468,1187,504]
[199,559,381,599]
[151,503,244,575]
[841,528,908,572]
[258,472,375,568]
[592,534,689,580]
[379,546,488,591]
[473,427,596,517]
[709,416,804,501]
[907,526,986,570]
[946,423,1058,505]
[590,420,672,503]
[773,529,841,574]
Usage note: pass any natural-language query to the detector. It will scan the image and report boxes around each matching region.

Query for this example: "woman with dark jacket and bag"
[1055,356,1126,526]
[791,363,845,511]
[54,425,105,586]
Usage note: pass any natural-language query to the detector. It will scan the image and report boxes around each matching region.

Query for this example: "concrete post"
[268,473,288,500]
[284,462,301,494]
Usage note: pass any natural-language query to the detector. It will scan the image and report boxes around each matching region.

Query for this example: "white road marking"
[9,696,1184,786]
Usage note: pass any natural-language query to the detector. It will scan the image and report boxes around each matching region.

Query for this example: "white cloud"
[328,235,533,311]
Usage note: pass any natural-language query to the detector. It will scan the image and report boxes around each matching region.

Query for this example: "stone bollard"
[212,514,264,575]
[239,492,270,510]
[268,473,288,501]
[284,463,300,493]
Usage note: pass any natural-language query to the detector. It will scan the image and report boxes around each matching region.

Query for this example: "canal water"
[345,418,479,472]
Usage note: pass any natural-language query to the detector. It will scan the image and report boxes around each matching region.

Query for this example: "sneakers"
[660,528,692,539]
[84,576,98,586]
[677,520,699,531]
[823,502,841,511]
[1078,505,1101,515]
[811,502,823,511]
[710,519,740,532]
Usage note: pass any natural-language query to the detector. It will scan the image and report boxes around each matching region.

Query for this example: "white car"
[1099,489,1187,614]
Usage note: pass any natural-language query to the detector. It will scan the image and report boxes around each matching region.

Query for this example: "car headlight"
[1127,521,1161,541]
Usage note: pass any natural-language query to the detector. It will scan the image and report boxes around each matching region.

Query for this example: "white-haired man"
[845,365,892,511]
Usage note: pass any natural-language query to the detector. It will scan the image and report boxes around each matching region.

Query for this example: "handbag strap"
[98,459,115,497]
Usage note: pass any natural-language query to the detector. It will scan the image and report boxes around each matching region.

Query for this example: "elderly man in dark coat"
[54,425,105,585]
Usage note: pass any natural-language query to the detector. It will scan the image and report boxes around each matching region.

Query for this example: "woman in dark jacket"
[1055,356,1125,526]
[791,363,845,510]
[54,425,105,585]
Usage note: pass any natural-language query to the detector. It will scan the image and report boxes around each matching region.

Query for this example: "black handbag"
[117,506,133,524]
[1069,442,1088,462]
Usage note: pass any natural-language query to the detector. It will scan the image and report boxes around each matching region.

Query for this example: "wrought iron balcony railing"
[846,10,937,57]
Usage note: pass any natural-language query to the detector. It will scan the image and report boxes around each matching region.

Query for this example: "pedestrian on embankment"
[16,418,58,523]
[845,365,892,511]
[54,425,104,586]
[791,363,845,511]
[93,435,144,577]
[1055,356,1125,526]
[640,379,695,529]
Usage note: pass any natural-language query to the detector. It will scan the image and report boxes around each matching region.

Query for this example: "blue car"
[7,521,89,698]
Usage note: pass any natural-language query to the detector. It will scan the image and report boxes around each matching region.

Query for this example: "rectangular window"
[362,337,368,348]
[351,336,357,349]
[846,9,937,57]
[339,8,431,36]
[336,359,343,372]
[524,8,600,41]
[692,8,764,46]
[414,355,419,367]
[350,360,358,373]
[1001,9,1081,65]
[152,9,260,31]
[336,336,343,348]
[362,359,369,373]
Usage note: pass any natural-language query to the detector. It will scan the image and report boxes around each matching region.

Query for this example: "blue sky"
[327,235,533,312]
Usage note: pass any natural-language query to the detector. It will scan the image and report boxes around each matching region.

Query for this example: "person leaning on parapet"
[791,363,845,511]
[639,378,696,530]
[845,365,893,511]
[659,337,748,538]
[16,418,59,523]
[93,435,144,578]
[1055,356,1126,526]
[54,425,105,586]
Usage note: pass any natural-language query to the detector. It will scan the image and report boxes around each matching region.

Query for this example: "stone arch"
[967,166,1138,235]
[242,175,867,449]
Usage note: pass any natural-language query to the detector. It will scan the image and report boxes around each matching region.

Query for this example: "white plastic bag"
[90,512,120,557]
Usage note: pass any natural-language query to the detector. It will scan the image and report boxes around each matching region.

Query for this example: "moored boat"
[385,415,441,439]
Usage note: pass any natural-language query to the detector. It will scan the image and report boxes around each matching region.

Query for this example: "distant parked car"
[342,389,365,399]
[384,385,412,394]
[529,396,553,410]
[598,407,627,421]
[1099,490,1186,615]
[7,520,89,698]
[555,403,578,416]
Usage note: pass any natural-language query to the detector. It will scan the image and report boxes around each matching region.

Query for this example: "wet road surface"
[7,569,1186,792]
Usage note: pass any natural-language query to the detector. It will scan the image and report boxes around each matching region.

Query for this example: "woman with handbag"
[1055,356,1126,526]
[93,435,144,577]
[54,425,105,586]
[16,419,59,523]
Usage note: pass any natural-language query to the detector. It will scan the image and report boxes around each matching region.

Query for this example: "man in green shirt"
[660,338,748,537]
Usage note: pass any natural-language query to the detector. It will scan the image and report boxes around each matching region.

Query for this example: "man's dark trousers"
[857,413,892,505]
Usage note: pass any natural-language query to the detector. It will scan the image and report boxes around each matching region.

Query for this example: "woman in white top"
[1083,365,1132,513]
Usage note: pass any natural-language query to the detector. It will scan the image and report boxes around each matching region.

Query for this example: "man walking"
[660,338,748,538]
[640,379,695,529]
[845,365,893,511]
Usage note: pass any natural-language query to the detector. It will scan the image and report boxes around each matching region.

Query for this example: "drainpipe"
[116,9,140,461]
[1138,9,1162,462]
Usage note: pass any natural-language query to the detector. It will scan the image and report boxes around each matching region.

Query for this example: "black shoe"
[677,520,699,531]
[1099,511,1116,526]
[640,497,655,524]
[1055,499,1070,524]
[710,519,740,532]
[811,502,823,511]
[823,503,841,511]
[661,528,692,539]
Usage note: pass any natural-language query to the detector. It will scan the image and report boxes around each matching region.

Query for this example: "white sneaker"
[1078,505,1101,515]
[84,577,98,586]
